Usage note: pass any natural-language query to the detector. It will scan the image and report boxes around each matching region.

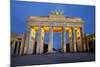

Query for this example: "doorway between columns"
[43,32,70,53]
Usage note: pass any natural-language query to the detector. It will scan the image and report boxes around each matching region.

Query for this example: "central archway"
[53,32,61,53]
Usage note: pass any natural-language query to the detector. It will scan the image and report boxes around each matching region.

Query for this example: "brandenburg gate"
[23,11,84,54]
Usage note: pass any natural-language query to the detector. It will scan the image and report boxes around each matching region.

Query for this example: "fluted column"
[31,28,36,54]
[36,27,44,54]
[69,27,74,52]
[20,36,25,55]
[83,34,87,52]
[27,28,36,54]
[76,27,83,52]
[73,27,77,52]
[86,37,90,52]
[48,26,53,53]
[36,27,41,54]
[61,27,66,53]
[40,28,45,54]
[24,33,29,54]
[11,40,16,55]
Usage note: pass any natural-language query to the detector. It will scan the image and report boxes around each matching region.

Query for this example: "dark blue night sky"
[11,0,95,48]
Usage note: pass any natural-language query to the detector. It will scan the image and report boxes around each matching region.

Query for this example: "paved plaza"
[11,53,95,66]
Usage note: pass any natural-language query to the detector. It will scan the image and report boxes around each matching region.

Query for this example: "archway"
[53,32,61,53]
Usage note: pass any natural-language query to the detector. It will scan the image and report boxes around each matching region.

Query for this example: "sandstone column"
[69,27,74,52]
[20,36,25,55]
[31,28,36,54]
[86,37,90,52]
[24,33,29,54]
[76,27,83,52]
[11,40,16,55]
[73,27,77,52]
[36,27,44,54]
[27,28,36,54]
[39,28,45,54]
[61,27,66,53]
[48,26,53,53]
[83,33,87,52]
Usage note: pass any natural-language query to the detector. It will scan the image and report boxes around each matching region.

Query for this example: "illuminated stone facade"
[11,32,25,55]
[11,11,95,55]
